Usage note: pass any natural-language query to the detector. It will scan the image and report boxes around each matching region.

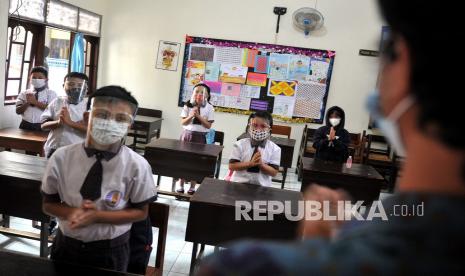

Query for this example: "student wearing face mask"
[176,83,215,194]
[228,111,281,186]
[41,72,89,159]
[198,1,465,274]
[312,106,350,163]
[41,86,157,272]
[16,66,57,131]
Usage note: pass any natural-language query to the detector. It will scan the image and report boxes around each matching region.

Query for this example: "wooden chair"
[362,132,398,191]
[145,202,170,276]
[270,125,291,188]
[297,126,317,181]
[348,132,362,163]
[127,108,162,152]
[213,131,225,179]
[271,124,291,138]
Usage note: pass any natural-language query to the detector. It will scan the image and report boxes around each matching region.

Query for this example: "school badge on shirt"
[104,190,123,207]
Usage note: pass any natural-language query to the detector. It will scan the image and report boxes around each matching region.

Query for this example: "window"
[5,21,43,104]
[5,0,102,104]
[45,27,71,95]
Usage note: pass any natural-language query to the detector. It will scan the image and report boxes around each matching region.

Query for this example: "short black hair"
[248,111,273,127]
[64,72,89,82]
[30,66,48,78]
[87,85,138,110]
[378,0,462,150]
[194,83,211,101]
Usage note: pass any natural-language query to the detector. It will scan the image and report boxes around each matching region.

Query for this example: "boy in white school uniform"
[16,66,57,131]
[41,86,157,272]
[229,111,281,187]
[41,72,89,158]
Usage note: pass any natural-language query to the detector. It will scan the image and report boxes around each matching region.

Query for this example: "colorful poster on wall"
[219,64,248,84]
[179,36,336,123]
[308,58,330,84]
[288,55,311,80]
[254,54,269,73]
[185,60,205,85]
[268,79,297,97]
[246,72,267,87]
[189,44,215,62]
[205,62,220,81]
[268,53,290,80]
[221,82,241,96]
[155,40,181,71]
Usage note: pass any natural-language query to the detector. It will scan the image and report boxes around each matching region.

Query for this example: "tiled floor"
[0,161,390,275]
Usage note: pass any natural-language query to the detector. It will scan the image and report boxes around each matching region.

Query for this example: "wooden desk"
[300,157,385,204]
[0,249,137,275]
[144,139,223,196]
[128,116,163,151]
[185,178,302,274]
[0,151,51,257]
[0,127,48,156]
[237,133,296,189]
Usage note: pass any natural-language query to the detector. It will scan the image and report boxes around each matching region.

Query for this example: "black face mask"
[67,88,84,104]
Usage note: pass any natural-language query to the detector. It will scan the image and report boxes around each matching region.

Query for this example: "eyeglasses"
[92,108,133,124]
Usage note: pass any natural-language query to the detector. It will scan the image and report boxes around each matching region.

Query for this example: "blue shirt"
[199,193,465,275]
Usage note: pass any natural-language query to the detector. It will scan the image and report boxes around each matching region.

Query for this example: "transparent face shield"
[64,78,88,104]
[190,86,208,107]
[85,96,137,153]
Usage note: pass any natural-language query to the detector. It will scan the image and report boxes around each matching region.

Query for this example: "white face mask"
[366,90,415,156]
[31,78,46,89]
[329,118,341,127]
[90,118,130,145]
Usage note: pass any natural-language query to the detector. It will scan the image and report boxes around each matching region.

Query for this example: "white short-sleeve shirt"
[41,143,157,242]
[180,103,215,133]
[41,98,88,157]
[16,88,57,123]
[229,138,281,187]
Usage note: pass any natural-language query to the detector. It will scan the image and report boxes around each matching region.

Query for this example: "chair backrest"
[271,124,291,138]
[298,125,308,153]
[149,202,170,271]
[137,108,162,118]
[348,132,362,163]
[214,131,224,146]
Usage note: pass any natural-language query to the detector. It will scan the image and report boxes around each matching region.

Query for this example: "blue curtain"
[71,33,85,73]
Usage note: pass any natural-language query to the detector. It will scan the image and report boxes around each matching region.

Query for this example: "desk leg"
[190,242,198,276]
[281,168,288,189]
[0,215,10,227]
[40,222,50,257]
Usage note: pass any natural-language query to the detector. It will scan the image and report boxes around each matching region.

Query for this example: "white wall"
[1,0,383,167]
[99,0,383,166]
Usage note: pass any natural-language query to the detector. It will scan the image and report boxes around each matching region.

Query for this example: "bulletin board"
[178,35,336,124]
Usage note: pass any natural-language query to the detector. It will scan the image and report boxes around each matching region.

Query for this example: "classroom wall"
[98,0,383,166]
[1,0,384,167]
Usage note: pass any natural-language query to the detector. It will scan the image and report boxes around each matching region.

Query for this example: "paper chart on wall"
[273,96,295,118]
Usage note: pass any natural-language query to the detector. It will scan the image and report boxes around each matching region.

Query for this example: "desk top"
[192,178,302,215]
[133,115,163,123]
[0,151,46,182]
[302,157,383,180]
[237,133,296,147]
[0,250,137,276]
[145,138,223,157]
[0,127,48,142]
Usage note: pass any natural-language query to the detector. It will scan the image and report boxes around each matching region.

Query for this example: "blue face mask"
[366,90,415,156]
